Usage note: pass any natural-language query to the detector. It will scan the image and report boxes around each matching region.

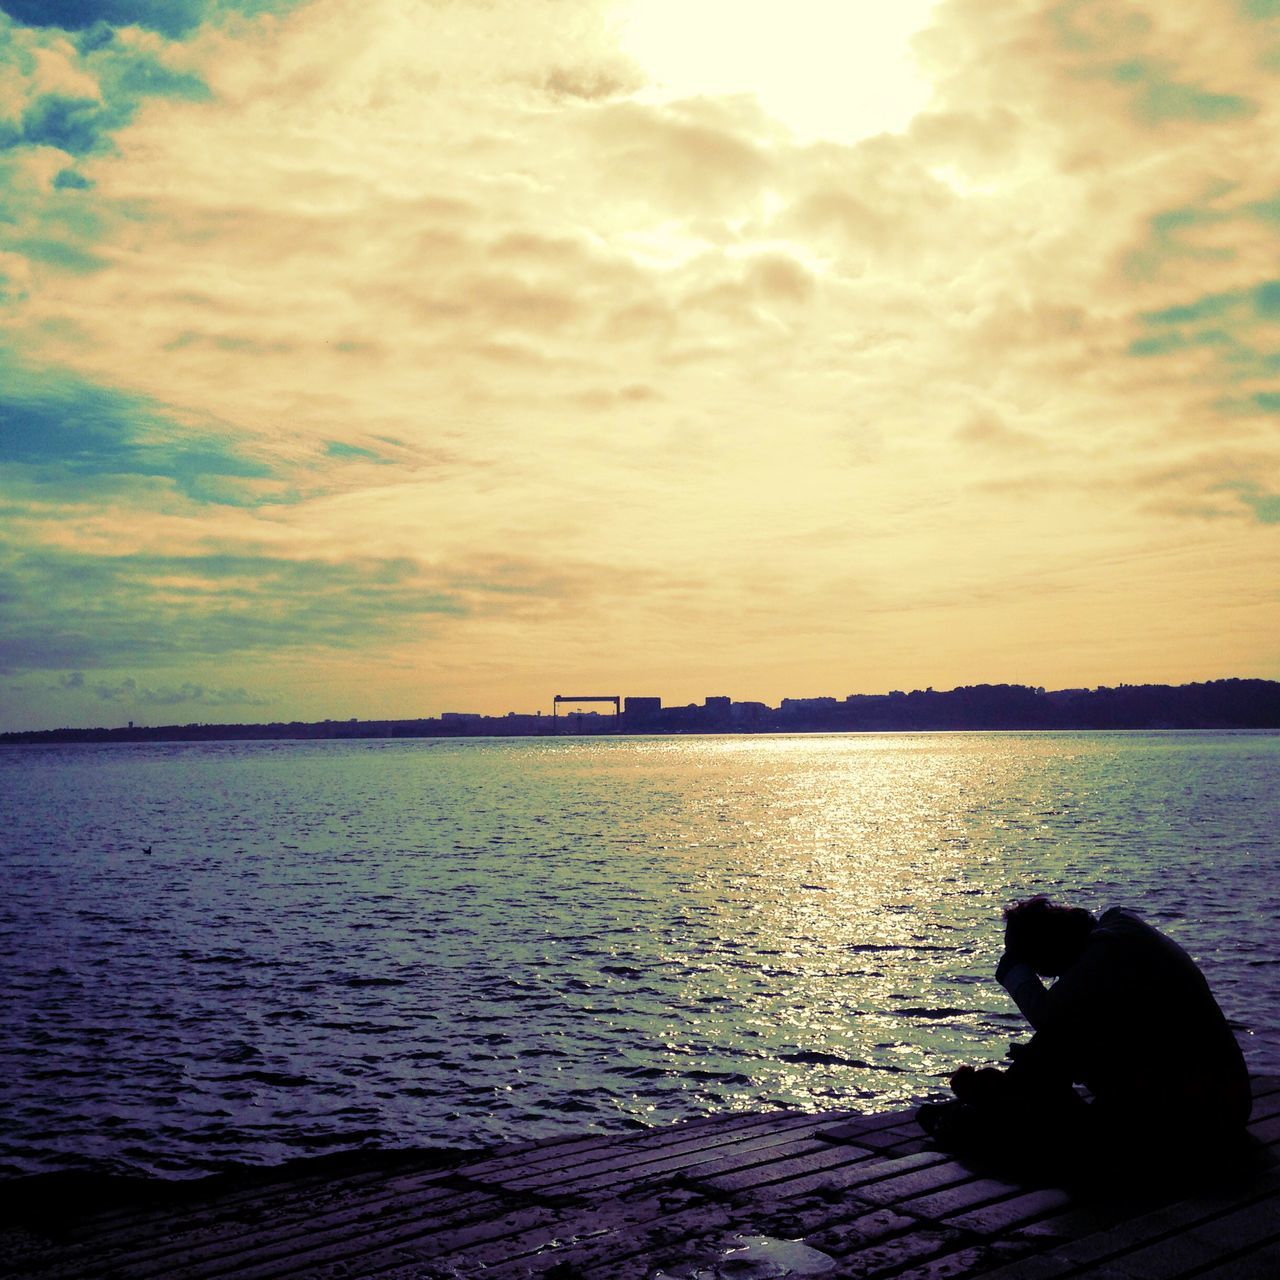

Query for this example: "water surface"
[1,731,1276,1177]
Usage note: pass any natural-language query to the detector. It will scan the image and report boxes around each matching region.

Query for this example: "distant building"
[730,700,770,727]
[701,696,732,728]
[622,696,662,729]
[780,696,838,712]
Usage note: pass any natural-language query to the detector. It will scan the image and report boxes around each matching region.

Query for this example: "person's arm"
[996,952,1050,1029]
[1005,937,1115,1090]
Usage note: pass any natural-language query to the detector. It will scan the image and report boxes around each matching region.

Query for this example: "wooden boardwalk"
[4,1076,1278,1279]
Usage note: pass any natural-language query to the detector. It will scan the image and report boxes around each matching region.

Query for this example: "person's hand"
[1003,915,1019,953]
[995,949,1021,984]
[950,1064,1006,1104]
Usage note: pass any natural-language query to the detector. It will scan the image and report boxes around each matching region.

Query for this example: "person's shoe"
[916,1100,961,1136]
[916,1100,980,1149]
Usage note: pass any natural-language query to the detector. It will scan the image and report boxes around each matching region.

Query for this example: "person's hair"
[1003,895,1096,973]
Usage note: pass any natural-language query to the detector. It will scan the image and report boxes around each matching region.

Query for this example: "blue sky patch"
[1105,60,1255,125]
[1,2,209,39]
[1223,481,1280,522]
[52,168,94,190]
[325,440,386,462]
[0,360,278,506]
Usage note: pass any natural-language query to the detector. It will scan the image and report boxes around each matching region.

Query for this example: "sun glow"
[615,0,940,144]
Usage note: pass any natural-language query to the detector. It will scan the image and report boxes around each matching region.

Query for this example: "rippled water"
[1,731,1277,1179]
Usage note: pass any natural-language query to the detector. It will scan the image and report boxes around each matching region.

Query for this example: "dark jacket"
[1000,908,1250,1133]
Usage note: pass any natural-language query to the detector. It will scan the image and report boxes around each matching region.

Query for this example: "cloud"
[0,2,288,293]
[0,527,685,681]
[38,669,267,706]
[324,440,388,462]
[51,167,94,189]
[10,93,120,155]
[1108,58,1256,125]
[1221,481,1280,523]
[954,412,1049,453]
[0,3,205,39]
[0,541,468,674]
[87,675,270,706]
[0,23,213,160]
[0,2,294,40]
[581,95,779,215]
[2,0,1280,724]
[0,356,280,506]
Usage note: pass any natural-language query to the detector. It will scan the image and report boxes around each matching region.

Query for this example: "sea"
[1,731,1277,1180]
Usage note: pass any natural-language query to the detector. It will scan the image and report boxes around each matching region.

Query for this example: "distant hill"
[4,678,1279,744]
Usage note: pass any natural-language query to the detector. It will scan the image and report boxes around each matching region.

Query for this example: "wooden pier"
[4,1076,1278,1279]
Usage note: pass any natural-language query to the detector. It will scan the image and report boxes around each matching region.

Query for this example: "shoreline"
[0,1144,486,1225]
[6,678,1280,741]
[6,1080,1278,1280]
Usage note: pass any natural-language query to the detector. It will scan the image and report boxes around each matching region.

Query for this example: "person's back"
[1011,907,1250,1139]
[920,897,1252,1176]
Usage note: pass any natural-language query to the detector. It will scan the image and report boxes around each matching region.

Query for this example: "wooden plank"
[944,1252,1082,1280]
[818,1106,931,1144]
[1008,1198,1128,1248]
[1191,1237,1280,1280]
[562,1208,902,1280]
[738,1182,923,1246]
[471,1109,850,1194]
[672,1137,879,1197]
[1250,1085,1280,1118]
[457,1107,852,1185]
[60,1190,502,1280]
[472,1167,944,1279]
[19,1175,500,1280]
[943,1186,1074,1236]
[746,1149,951,1203]
[17,1176,477,1280]
[1048,1180,1277,1273]
[303,1183,724,1280]
[1247,1112,1280,1145]
[850,1158,977,1208]
[494,1115,852,1196]
[9,1157,449,1250]
[1251,1073,1280,1099]
[820,1223,970,1274]
[886,1240,1045,1280]
[803,1206,921,1257]
[428,1190,725,1280]
[7,1111,849,1280]
[11,1077,1280,1280]
[191,1196,564,1280]
[1085,1192,1280,1280]
[850,1119,935,1152]
[897,1174,1023,1221]
[2,1151,477,1274]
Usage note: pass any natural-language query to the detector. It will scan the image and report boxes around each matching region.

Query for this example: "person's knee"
[950,1065,1009,1106]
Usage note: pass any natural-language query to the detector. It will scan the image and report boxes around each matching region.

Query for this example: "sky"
[2,0,1279,730]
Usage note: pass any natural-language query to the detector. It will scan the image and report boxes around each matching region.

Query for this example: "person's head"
[1003,895,1096,976]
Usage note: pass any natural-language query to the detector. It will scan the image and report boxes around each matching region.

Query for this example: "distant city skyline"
[3,3,1279,734]
[7,677,1278,739]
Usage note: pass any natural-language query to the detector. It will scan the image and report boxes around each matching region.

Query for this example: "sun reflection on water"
[1,731,1277,1174]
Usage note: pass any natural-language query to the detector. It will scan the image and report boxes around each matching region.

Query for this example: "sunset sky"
[3,0,1279,730]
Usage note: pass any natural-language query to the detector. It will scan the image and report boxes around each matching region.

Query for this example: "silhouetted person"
[919,896,1251,1182]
